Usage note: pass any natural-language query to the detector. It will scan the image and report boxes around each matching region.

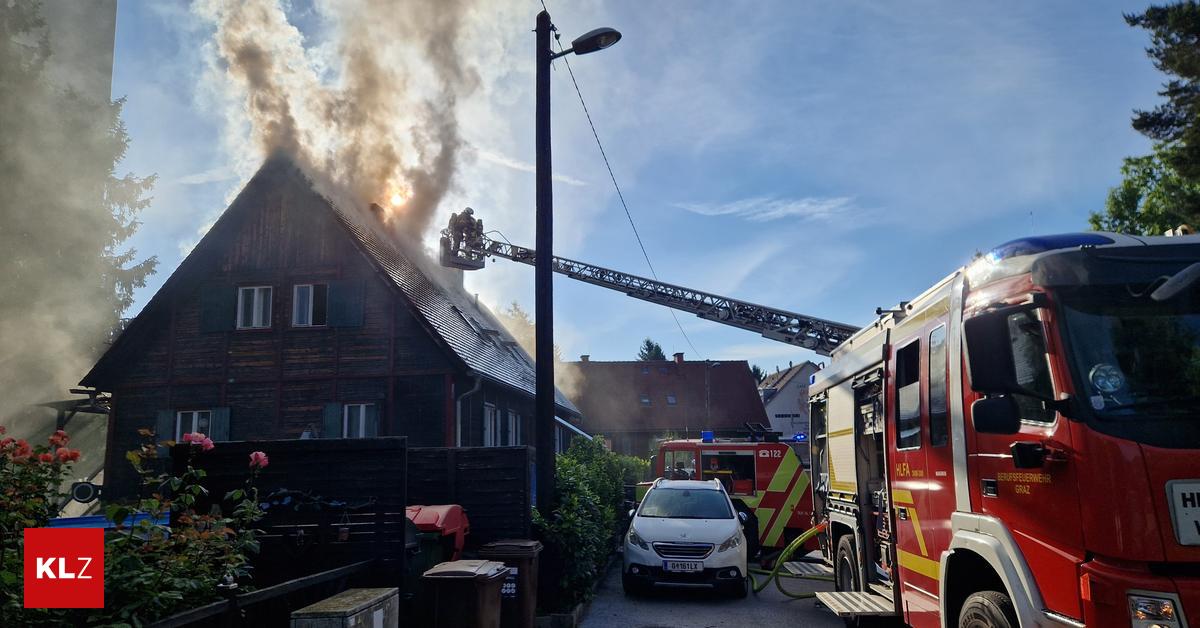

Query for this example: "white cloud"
[474,147,588,187]
[175,165,238,185]
[676,196,859,223]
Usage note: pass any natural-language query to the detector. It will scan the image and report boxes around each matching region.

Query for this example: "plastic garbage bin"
[406,504,469,560]
[422,560,509,628]
[478,539,543,628]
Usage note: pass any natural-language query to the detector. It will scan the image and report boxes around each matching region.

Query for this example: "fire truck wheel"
[834,535,860,592]
[957,590,1017,628]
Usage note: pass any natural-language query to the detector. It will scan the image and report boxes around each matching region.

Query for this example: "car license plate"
[1168,480,1200,545]
[663,560,703,573]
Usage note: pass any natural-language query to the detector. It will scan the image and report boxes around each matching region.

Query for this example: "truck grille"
[653,542,713,559]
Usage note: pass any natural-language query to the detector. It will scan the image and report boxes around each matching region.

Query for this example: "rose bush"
[0,426,267,626]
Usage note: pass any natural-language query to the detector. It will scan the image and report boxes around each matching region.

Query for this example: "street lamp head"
[571,27,621,55]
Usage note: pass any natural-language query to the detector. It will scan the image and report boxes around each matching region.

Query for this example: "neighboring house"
[758,361,820,461]
[82,157,582,499]
[568,353,768,457]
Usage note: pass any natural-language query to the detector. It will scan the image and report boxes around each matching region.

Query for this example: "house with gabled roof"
[82,156,583,499]
[758,360,820,459]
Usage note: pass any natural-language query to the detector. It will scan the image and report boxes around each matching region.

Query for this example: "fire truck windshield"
[1059,285,1200,444]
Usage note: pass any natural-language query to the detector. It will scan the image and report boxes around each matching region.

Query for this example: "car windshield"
[638,488,732,519]
[1060,285,1200,419]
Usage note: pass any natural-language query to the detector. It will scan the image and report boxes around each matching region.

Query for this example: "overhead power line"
[543,7,704,359]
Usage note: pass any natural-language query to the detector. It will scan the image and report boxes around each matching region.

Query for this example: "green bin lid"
[422,559,508,580]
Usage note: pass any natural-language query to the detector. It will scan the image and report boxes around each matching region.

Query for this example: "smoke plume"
[196,0,481,236]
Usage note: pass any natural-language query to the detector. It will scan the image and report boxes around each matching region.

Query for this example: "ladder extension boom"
[469,236,859,356]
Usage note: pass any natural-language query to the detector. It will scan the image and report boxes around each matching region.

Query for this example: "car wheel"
[622,573,646,597]
[958,591,1017,628]
[835,534,859,592]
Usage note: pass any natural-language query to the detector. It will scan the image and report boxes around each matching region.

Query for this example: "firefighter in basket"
[446,207,475,255]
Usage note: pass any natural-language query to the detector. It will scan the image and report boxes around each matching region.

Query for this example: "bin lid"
[478,539,543,558]
[406,504,467,535]
[423,559,508,580]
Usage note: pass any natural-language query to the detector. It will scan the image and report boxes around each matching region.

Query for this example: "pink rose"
[37,453,53,463]
[48,429,69,447]
[182,432,215,451]
[201,437,214,452]
[248,451,269,469]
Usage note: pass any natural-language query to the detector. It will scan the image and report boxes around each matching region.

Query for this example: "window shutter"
[327,280,364,328]
[323,403,342,438]
[209,407,231,442]
[155,410,174,457]
[200,284,235,332]
[364,404,379,437]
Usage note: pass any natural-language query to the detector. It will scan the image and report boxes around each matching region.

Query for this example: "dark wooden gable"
[82,157,454,390]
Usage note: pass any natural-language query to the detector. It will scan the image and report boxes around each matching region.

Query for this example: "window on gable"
[343,403,373,438]
[641,366,650,375]
[292,284,328,327]
[666,394,677,405]
[639,394,652,406]
[175,410,211,441]
[237,286,272,329]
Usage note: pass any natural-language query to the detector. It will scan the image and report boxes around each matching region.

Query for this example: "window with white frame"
[483,404,498,447]
[176,410,211,441]
[343,403,372,438]
[237,286,273,329]
[666,394,677,406]
[292,284,328,327]
[507,410,521,446]
[639,393,651,406]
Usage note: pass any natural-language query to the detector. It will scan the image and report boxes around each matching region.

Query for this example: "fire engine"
[442,217,1200,627]
[635,425,816,555]
[808,232,1200,628]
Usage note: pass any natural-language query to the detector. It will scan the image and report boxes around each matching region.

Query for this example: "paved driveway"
[579,564,845,628]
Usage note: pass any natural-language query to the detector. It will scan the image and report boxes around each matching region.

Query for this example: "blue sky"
[111,0,1164,372]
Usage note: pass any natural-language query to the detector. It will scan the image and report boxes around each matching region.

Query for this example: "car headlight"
[717,531,742,553]
[1129,594,1181,628]
[627,527,649,550]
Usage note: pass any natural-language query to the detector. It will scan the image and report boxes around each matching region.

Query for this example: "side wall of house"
[104,180,454,498]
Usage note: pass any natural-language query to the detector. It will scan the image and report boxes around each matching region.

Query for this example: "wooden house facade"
[83,158,582,499]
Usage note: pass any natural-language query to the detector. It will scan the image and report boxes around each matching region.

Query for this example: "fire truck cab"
[810,233,1200,628]
[639,427,815,554]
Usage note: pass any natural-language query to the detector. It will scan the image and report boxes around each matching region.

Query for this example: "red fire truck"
[809,232,1200,628]
[637,427,815,554]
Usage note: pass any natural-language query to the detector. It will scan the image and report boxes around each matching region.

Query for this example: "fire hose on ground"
[747,521,831,599]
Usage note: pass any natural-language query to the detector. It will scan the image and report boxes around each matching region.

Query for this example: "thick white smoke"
[195,0,484,235]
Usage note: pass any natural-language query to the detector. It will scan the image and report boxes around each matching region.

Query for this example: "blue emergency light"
[792,432,807,442]
[700,430,714,443]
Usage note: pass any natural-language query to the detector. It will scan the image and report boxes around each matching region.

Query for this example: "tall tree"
[637,338,667,361]
[1126,3,1200,181]
[1091,3,1200,234]
[0,2,156,427]
[1089,143,1200,234]
[750,364,766,383]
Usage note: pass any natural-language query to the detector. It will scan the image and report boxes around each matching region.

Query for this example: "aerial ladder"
[439,213,859,356]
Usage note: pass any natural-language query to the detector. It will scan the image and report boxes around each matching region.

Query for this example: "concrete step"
[815,591,898,617]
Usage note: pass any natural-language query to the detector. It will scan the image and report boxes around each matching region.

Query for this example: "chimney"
[369,202,386,222]
[580,355,590,362]
[673,352,684,364]
[789,361,793,369]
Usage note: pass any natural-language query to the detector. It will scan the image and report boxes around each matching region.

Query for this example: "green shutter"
[365,404,379,437]
[323,403,342,438]
[209,408,231,442]
[327,280,364,328]
[200,283,236,332]
[155,410,174,457]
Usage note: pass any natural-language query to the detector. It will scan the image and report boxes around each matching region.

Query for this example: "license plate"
[1168,480,1200,545]
[663,560,703,573]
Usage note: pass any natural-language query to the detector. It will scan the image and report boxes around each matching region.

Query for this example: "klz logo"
[24,528,104,608]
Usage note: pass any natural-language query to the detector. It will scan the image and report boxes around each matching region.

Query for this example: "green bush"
[533,439,650,611]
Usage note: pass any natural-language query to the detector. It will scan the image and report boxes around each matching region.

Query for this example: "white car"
[623,479,749,597]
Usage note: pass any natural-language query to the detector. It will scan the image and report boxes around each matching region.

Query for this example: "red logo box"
[23,528,104,609]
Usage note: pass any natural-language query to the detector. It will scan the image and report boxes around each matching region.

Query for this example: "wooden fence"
[171,437,408,587]
[407,446,534,546]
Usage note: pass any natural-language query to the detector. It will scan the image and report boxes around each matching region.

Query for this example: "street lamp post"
[533,10,620,516]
